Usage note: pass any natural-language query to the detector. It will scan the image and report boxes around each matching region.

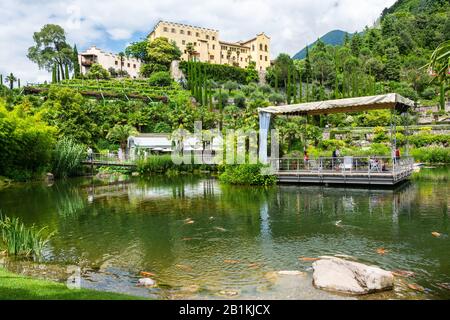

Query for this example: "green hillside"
[293,30,353,59]
[288,0,450,106]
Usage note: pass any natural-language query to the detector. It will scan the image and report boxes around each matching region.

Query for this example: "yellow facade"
[148,21,271,71]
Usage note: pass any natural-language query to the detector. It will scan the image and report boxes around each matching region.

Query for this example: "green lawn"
[0,268,141,300]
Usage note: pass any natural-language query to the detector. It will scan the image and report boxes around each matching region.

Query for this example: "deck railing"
[269,156,414,174]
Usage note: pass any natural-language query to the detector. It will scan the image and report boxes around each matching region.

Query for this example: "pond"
[0,168,449,299]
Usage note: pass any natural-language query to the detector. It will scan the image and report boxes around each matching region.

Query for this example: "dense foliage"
[180,61,248,84]
[219,163,277,186]
[0,99,56,180]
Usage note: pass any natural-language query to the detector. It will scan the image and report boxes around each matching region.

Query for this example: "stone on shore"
[312,256,394,295]
[137,277,156,287]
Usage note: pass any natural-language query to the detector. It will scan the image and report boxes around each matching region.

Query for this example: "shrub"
[224,80,239,93]
[85,63,110,80]
[0,214,54,259]
[0,102,56,180]
[268,92,285,105]
[179,61,247,84]
[318,139,346,150]
[233,93,246,108]
[51,137,86,178]
[214,92,229,107]
[148,71,172,87]
[219,163,277,186]
[411,146,450,163]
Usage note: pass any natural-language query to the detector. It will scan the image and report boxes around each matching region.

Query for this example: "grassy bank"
[0,267,140,300]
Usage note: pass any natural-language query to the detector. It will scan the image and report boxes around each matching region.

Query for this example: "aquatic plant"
[51,137,86,178]
[0,214,54,259]
[219,163,277,186]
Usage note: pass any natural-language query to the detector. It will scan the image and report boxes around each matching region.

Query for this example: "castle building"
[148,21,271,71]
[78,46,142,78]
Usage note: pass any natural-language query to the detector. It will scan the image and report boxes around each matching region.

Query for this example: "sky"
[0,0,397,84]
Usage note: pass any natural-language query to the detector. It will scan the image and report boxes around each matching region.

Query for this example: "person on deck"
[395,147,400,162]
[303,151,309,162]
[87,147,93,161]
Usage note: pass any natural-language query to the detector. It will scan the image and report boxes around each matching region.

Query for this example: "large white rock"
[312,256,394,295]
[137,278,156,287]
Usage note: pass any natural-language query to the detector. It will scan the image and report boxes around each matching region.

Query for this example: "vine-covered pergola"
[257,93,415,163]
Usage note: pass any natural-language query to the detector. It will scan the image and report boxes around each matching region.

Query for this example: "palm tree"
[106,124,138,155]
[186,43,196,61]
[5,73,17,90]
[424,40,450,110]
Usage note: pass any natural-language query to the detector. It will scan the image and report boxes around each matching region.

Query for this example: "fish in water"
[431,231,441,237]
[140,271,156,277]
[335,220,342,227]
[214,227,227,232]
[224,259,240,264]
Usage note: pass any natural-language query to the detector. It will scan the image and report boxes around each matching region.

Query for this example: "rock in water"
[312,256,393,294]
[137,278,156,287]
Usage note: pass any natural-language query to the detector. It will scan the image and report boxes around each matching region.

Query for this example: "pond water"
[0,168,449,299]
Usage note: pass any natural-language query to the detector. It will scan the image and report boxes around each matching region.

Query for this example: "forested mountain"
[286,0,450,105]
[293,30,352,59]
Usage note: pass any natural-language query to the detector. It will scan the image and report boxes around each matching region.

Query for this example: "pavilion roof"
[258,93,414,116]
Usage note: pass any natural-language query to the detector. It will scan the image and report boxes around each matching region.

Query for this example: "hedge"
[179,61,247,84]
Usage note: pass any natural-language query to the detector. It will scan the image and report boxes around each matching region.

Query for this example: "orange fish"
[431,232,441,237]
[407,283,424,292]
[140,271,156,277]
[224,259,240,264]
[376,248,388,255]
[392,269,415,278]
[299,257,319,262]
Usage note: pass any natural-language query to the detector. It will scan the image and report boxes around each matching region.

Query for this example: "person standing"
[87,147,93,161]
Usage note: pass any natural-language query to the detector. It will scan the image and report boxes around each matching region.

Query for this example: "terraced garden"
[24,79,187,102]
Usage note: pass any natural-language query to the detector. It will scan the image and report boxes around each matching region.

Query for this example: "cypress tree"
[52,65,57,84]
[287,67,291,104]
[0,74,3,87]
[298,70,302,103]
[65,64,70,81]
[57,66,61,83]
[73,44,81,78]
[18,79,20,88]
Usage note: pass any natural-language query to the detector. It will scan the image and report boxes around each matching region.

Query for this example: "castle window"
[163,27,168,32]
[212,36,215,40]
[196,32,200,37]
[182,40,186,45]
[265,44,268,52]
[187,31,191,36]
[133,64,136,68]
[260,44,263,50]
[252,45,255,51]
[212,44,215,50]
[171,28,176,33]
[180,29,184,34]
[115,61,118,65]
[260,55,262,60]
[206,35,209,39]
[265,56,268,61]
[210,55,214,60]
[127,63,130,67]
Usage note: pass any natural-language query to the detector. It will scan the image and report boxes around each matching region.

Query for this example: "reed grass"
[51,137,86,178]
[0,214,54,259]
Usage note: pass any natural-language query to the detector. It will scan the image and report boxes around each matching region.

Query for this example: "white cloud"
[0,0,396,83]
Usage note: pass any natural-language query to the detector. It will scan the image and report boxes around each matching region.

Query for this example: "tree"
[106,124,138,154]
[5,73,17,90]
[85,63,110,80]
[72,44,81,78]
[224,80,238,94]
[186,42,196,61]
[125,40,150,62]
[27,24,73,80]
[147,37,181,74]
[118,52,125,73]
[245,61,259,83]
[425,40,450,110]
[384,46,401,81]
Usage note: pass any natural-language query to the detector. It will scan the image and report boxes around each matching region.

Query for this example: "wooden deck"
[271,156,414,186]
